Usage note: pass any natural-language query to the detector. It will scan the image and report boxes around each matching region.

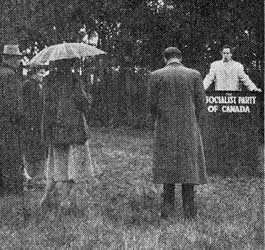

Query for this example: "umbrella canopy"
[29,43,106,66]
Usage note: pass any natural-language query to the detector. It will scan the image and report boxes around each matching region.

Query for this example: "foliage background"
[0,0,263,174]
[0,0,263,76]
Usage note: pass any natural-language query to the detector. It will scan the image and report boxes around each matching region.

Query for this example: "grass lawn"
[0,128,263,250]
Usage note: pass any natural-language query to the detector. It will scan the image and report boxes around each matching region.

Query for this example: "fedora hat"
[2,44,22,56]
[164,47,182,57]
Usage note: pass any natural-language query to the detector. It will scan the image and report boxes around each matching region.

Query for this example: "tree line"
[0,0,263,77]
[0,0,263,128]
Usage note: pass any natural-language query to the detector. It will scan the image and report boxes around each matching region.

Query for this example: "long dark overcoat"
[149,61,208,184]
[22,77,45,163]
[0,64,23,190]
[42,71,92,145]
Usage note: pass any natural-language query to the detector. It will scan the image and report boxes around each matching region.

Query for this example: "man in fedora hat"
[0,44,24,194]
[149,47,208,219]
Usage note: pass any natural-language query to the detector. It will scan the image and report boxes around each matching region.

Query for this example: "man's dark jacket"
[42,71,92,145]
[22,77,45,163]
[0,64,23,189]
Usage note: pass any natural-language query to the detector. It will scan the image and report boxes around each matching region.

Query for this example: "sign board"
[206,92,257,113]
[202,91,263,176]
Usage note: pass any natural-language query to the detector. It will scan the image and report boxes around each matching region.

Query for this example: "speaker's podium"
[202,91,263,176]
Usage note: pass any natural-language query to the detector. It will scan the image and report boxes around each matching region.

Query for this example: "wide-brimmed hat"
[2,45,22,56]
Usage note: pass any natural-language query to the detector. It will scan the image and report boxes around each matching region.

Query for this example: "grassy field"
[0,128,263,250]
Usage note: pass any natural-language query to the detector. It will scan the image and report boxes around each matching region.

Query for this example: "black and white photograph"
[0,1,263,249]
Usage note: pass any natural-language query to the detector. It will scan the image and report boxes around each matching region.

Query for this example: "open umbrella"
[29,43,106,66]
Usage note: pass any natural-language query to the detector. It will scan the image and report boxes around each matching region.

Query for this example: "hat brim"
[2,53,23,56]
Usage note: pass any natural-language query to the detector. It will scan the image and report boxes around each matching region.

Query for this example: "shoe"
[161,203,175,218]
[161,184,175,219]
[182,184,196,220]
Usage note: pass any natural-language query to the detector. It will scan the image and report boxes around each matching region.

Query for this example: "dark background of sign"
[202,91,263,176]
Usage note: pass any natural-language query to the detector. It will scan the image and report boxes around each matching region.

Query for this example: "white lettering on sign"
[206,95,256,113]
[208,105,218,112]
[206,96,237,104]
[238,96,256,104]
[221,105,250,113]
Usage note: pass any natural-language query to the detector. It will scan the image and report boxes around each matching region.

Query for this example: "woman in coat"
[40,59,94,209]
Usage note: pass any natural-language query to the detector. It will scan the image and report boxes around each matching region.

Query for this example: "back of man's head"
[164,47,182,60]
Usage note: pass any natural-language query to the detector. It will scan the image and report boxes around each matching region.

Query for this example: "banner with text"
[206,92,257,113]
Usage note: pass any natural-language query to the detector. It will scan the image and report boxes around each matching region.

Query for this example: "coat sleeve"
[194,71,207,123]
[42,77,58,140]
[72,74,93,113]
[238,63,259,91]
[22,81,32,117]
[6,73,23,124]
[148,72,161,122]
[203,63,216,90]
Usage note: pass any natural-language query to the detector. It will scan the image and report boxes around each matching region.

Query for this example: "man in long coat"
[149,47,208,219]
[22,68,46,183]
[0,45,23,194]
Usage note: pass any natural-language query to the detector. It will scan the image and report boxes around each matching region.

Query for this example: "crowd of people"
[0,44,94,211]
[0,40,262,219]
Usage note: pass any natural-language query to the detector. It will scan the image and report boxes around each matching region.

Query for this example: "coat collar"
[221,59,234,65]
[166,58,182,66]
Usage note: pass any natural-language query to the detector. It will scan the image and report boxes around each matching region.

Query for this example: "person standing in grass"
[22,67,47,185]
[149,47,208,219]
[0,44,24,194]
[40,59,94,209]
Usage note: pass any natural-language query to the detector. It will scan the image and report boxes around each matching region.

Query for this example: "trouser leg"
[254,181,264,244]
[161,183,175,218]
[182,183,196,220]
[40,180,57,208]
[0,145,3,191]
[3,158,23,195]
[60,180,77,209]
[0,166,3,191]
[61,180,74,201]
